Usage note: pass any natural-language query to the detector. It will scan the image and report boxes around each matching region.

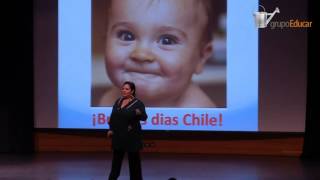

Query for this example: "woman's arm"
[135,101,148,121]
[108,107,115,130]
[107,98,121,137]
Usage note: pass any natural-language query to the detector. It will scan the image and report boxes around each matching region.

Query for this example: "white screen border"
[58,0,258,131]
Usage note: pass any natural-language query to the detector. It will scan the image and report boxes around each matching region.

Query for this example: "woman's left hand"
[135,108,141,115]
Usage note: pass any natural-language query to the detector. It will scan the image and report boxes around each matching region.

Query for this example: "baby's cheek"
[105,55,124,85]
[106,56,121,69]
[106,47,125,65]
[160,60,187,80]
[159,51,196,76]
[161,64,195,94]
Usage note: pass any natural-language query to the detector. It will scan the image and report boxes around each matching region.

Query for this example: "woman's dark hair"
[123,81,136,97]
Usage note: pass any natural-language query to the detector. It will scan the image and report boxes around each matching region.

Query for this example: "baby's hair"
[104,0,223,43]
[199,0,217,43]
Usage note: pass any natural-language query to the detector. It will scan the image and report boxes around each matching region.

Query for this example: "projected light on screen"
[58,0,258,131]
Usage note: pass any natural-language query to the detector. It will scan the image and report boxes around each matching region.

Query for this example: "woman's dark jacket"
[109,97,148,152]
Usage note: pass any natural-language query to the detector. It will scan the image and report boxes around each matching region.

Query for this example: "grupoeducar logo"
[253,5,312,29]
[253,5,280,28]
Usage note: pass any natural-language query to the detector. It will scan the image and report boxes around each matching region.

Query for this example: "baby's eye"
[158,35,178,45]
[117,30,135,41]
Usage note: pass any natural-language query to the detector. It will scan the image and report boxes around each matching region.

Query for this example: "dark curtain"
[302,0,319,160]
[1,0,34,153]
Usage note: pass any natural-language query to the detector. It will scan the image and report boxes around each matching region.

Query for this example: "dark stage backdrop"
[302,0,319,159]
[1,0,34,153]
[1,0,318,158]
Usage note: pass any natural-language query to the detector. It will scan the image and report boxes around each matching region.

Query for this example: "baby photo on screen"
[91,0,226,108]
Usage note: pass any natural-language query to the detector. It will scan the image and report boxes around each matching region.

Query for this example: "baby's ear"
[195,42,213,74]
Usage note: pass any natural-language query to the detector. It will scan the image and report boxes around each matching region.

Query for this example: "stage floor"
[0,152,319,180]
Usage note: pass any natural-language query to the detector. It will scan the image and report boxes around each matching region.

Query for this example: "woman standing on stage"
[107,81,148,180]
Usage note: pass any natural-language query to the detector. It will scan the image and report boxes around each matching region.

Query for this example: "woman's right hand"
[107,130,113,138]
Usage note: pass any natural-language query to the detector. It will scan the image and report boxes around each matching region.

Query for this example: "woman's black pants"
[108,149,142,180]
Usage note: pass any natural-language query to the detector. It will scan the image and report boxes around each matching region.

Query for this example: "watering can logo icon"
[253,5,280,28]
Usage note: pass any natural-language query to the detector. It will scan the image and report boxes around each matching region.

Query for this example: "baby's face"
[105,0,211,101]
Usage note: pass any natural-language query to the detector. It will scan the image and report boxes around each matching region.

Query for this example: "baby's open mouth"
[126,68,161,76]
[127,71,159,78]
